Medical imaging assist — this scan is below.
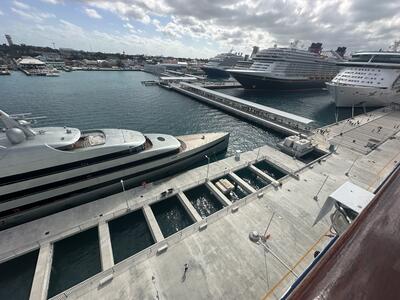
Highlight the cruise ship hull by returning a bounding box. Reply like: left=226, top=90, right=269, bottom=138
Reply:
left=0, top=133, right=229, bottom=229
left=326, top=83, right=400, bottom=107
left=201, top=66, right=230, bottom=78
left=229, top=72, right=328, bottom=90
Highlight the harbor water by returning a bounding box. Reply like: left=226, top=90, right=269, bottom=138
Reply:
left=0, top=250, right=39, bottom=300
left=151, top=196, right=194, bottom=238
left=109, top=209, right=155, bottom=264
left=221, top=87, right=372, bottom=127
left=47, top=227, right=102, bottom=298
left=184, top=185, right=224, bottom=217
left=0, top=71, right=366, bottom=297
left=212, top=176, right=248, bottom=201
left=234, top=167, right=270, bottom=190
left=0, top=71, right=282, bottom=156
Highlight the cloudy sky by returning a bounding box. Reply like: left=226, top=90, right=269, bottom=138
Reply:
left=0, top=0, right=399, bottom=58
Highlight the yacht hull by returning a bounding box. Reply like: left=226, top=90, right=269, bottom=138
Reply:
left=0, top=133, right=229, bottom=229
left=229, top=72, right=328, bottom=90
left=201, top=67, right=230, bottom=78
left=326, top=83, right=400, bottom=107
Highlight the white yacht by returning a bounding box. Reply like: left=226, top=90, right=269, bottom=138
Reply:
left=227, top=43, right=344, bottom=90
left=201, top=51, right=243, bottom=78
left=0, top=110, right=229, bottom=227
left=326, top=51, right=400, bottom=107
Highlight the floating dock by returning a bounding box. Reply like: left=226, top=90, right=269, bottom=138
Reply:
left=1, top=106, right=400, bottom=300
left=170, top=82, right=314, bottom=136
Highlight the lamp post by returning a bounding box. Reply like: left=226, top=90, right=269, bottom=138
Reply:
left=120, top=179, right=125, bottom=192
left=205, top=155, right=210, bottom=181
left=256, top=147, right=261, bottom=162
left=313, top=174, right=329, bottom=201
left=345, top=157, right=358, bottom=177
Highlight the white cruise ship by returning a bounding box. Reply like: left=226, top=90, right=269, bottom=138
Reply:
left=0, top=110, right=229, bottom=227
left=201, top=52, right=243, bottom=78
left=326, top=51, right=400, bottom=107
left=227, top=43, right=344, bottom=90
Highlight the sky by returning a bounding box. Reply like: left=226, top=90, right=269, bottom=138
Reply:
left=0, top=0, right=399, bottom=58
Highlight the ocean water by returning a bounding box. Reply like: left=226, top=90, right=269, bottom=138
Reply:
left=0, top=71, right=283, bottom=156
left=0, top=71, right=361, bottom=296
left=0, top=71, right=362, bottom=156
left=220, top=87, right=369, bottom=127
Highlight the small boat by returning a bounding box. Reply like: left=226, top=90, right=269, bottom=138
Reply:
left=277, top=135, right=315, bottom=157
left=46, top=69, right=60, bottom=77
left=0, top=65, right=11, bottom=75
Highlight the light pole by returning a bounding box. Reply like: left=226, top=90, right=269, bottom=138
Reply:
left=120, top=179, right=125, bottom=192
left=205, top=155, right=210, bottom=181
left=313, top=174, right=329, bottom=201
left=256, top=147, right=261, bottom=162
left=345, top=157, right=358, bottom=177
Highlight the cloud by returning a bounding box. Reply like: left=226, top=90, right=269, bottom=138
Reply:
left=88, top=1, right=151, bottom=24
left=5, top=0, right=400, bottom=57
left=11, top=7, right=55, bottom=23
left=0, top=10, right=3, bottom=16
left=41, top=0, right=64, bottom=4
left=13, top=1, right=30, bottom=10
left=84, top=8, right=102, bottom=19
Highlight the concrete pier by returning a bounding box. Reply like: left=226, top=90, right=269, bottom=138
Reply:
left=171, top=82, right=314, bottom=135
left=249, top=165, right=279, bottom=186
left=142, top=205, right=164, bottom=243
left=205, top=181, right=232, bottom=206
left=98, top=222, right=114, bottom=271
left=228, top=171, right=257, bottom=193
left=29, top=243, right=53, bottom=300
left=177, top=192, right=203, bottom=222
left=1, top=106, right=400, bottom=300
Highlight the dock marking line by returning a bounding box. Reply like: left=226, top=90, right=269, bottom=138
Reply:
left=261, top=228, right=331, bottom=300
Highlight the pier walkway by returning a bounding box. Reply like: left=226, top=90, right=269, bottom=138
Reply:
left=171, top=82, right=314, bottom=136
left=0, top=108, right=400, bottom=300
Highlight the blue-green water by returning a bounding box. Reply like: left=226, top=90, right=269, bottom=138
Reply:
left=221, top=88, right=369, bottom=127
left=234, top=167, right=270, bottom=190
left=0, top=71, right=363, bottom=297
left=212, top=176, right=248, bottom=202
left=254, top=160, right=287, bottom=180
left=48, top=227, right=101, bottom=298
left=184, top=185, right=223, bottom=217
left=109, top=209, right=155, bottom=263
left=151, top=196, right=194, bottom=237
left=0, top=250, right=39, bottom=300
left=0, top=71, right=363, bottom=156
left=0, top=71, right=281, bottom=155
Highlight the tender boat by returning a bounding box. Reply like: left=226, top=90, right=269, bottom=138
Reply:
left=0, top=110, right=229, bottom=228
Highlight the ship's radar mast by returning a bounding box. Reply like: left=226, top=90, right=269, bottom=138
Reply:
left=0, top=110, right=46, bottom=144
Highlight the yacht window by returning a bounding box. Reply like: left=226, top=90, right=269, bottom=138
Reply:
left=157, top=137, right=166, bottom=141
left=350, top=54, right=372, bottom=62
left=371, top=55, right=400, bottom=64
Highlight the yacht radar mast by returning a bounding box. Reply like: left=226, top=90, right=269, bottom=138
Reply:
left=0, top=110, right=46, bottom=144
